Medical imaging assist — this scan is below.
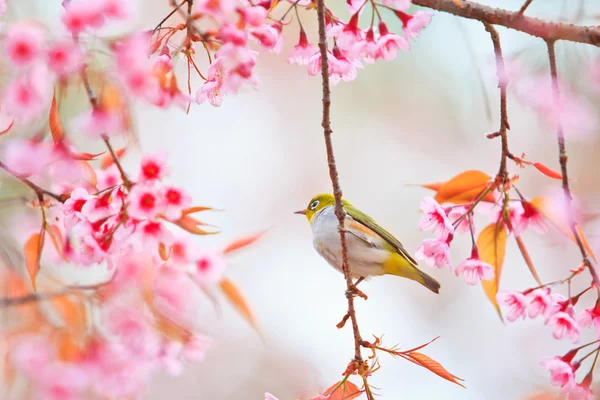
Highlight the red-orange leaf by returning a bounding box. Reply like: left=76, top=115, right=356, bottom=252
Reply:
left=158, top=242, right=170, bottom=261
left=172, top=215, right=219, bottom=235
left=182, top=206, right=218, bottom=215
left=477, top=222, right=507, bottom=319
left=514, top=235, right=542, bottom=285
left=46, top=225, right=66, bottom=260
left=79, top=161, right=97, bottom=188
left=219, top=278, right=259, bottom=333
left=406, top=352, right=466, bottom=388
left=49, top=91, right=63, bottom=144
left=223, top=231, right=264, bottom=254
left=70, top=151, right=104, bottom=161
left=533, top=162, right=562, bottom=180
left=433, top=170, right=495, bottom=204
left=100, top=147, right=126, bottom=169
left=322, top=380, right=362, bottom=400
left=24, top=232, right=45, bottom=291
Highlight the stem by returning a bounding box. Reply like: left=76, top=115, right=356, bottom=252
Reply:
left=518, top=0, right=534, bottom=15
left=153, top=0, right=188, bottom=32
left=316, top=0, right=364, bottom=364
left=0, top=161, right=64, bottom=202
left=546, top=40, right=599, bottom=286
left=411, top=0, right=600, bottom=46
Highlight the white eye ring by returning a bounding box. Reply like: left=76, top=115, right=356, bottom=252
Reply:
left=309, top=200, right=320, bottom=210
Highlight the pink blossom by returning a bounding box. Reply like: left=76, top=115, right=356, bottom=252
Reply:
left=96, top=165, right=122, bottom=191
left=61, top=0, right=106, bottom=33
left=568, top=384, right=594, bottom=400
left=189, top=249, right=227, bottom=284
left=81, top=192, right=118, bottom=222
left=47, top=40, right=84, bottom=78
left=113, top=32, right=159, bottom=101
left=308, top=48, right=363, bottom=85
left=2, top=140, right=53, bottom=177
left=138, top=150, right=169, bottom=183
left=161, top=186, right=192, bottom=220
left=496, top=291, right=528, bottom=322
left=38, top=362, right=90, bottom=400
left=153, top=266, right=196, bottom=326
left=101, top=0, right=130, bottom=20
left=540, top=357, right=576, bottom=391
left=63, top=187, right=94, bottom=228
left=288, top=30, right=318, bottom=65
left=103, top=304, right=160, bottom=359
left=327, top=13, right=364, bottom=52
left=2, top=67, right=53, bottom=122
left=547, top=311, right=581, bottom=343
left=396, top=10, right=433, bottom=40
left=11, top=334, right=55, bottom=376
left=4, top=22, right=45, bottom=67
left=195, top=78, right=223, bottom=107
left=211, top=44, right=259, bottom=94
left=134, top=220, right=173, bottom=250
left=351, top=29, right=379, bottom=64
left=419, top=196, right=454, bottom=240
left=455, top=253, right=494, bottom=285
left=376, top=22, right=409, bottom=61
left=127, top=185, right=162, bottom=219
left=182, top=334, right=211, bottom=361
left=526, top=288, right=555, bottom=318
left=579, top=303, right=600, bottom=336
left=249, top=24, right=280, bottom=50
left=168, top=237, right=194, bottom=265
left=382, top=0, right=412, bottom=8
left=219, top=24, right=247, bottom=46
left=242, top=6, right=267, bottom=27
left=447, top=205, right=473, bottom=234
left=72, top=108, right=124, bottom=137
left=414, top=239, right=452, bottom=269
left=490, top=202, right=525, bottom=235
left=196, top=0, right=236, bottom=18
left=0, top=0, right=6, bottom=14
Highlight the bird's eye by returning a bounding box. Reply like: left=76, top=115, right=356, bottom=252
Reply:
left=309, top=200, right=320, bottom=210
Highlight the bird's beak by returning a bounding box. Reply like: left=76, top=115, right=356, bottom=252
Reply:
left=294, top=209, right=307, bottom=215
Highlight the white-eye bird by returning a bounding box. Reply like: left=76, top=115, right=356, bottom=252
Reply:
left=295, top=194, right=440, bottom=294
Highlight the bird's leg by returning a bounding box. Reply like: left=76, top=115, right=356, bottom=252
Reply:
left=345, top=277, right=368, bottom=300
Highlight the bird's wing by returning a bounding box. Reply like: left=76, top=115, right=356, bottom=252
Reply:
left=344, top=203, right=419, bottom=267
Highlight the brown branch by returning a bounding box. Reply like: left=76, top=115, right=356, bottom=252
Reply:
left=412, top=0, right=600, bottom=46
left=483, top=23, right=510, bottom=179
left=0, top=161, right=64, bottom=203
left=518, top=0, right=534, bottom=15
left=316, top=0, right=364, bottom=365
left=153, top=0, right=188, bottom=32
left=546, top=40, right=600, bottom=286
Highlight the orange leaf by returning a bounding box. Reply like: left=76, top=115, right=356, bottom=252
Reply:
left=400, top=336, right=440, bottom=354
left=46, top=295, right=88, bottom=340
left=46, top=224, right=66, bottom=260
left=322, top=380, right=362, bottom=400
left=269, top=0, right=279, bottom=10
left=219, top=278, right=260, bottom=333
left=514, top=235, right=542, bottom=285
left=223, top=231, right=264, bottom=254
left=49, top=91, right=63, bottom=144
left=70, top=151, right=104, bottom=161
left=158, top=242, right=170, bottom=261
left=433, top=170, right=494, bottom=204
left=79, top=161, right=97, bottom=188
left=451, top=0, right=464, bottom=7
left=406, top=352, right=466, bottom=388
left=172, top=215, right=219, bottom=235
left=419, top=181, right=445, bottom=192
left=100, top=147, right=126, bottom=169
left=533, top=162, right=562, bottom=180
left=182, top=206, right=218, bottom=215
left=24, top=232, right=45, bottom=291
left=477, top=222, right=507, bottom=319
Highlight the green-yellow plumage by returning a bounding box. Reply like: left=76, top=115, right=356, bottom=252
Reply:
left=295, top=194, right=440, bottom=294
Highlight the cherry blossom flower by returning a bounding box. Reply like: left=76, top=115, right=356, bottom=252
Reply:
left=37, top=362, right=90, bottom=400
left=547, top=311, right=581, bottom=343
left=81, top=192, right=119, bottom=223
left=249, top=24, right=280, bottom=51
left=63, top=187, right=94, bottom=228
left=352, top=28, right=379, bottom=63
left=4, top=21, right=45, bottom=67
left=540, top=356, right=577, bottom=392
left=2, top=67, right=53, bottom=123
left=96, top=165, right=122, bottom=191
left=308, top=47, right=363, bottom=85
left=47, top=40, right=84, bottom=78
left=419, top=196, right=454, bottom=240
left=72, top=108, right=125, bottom=137
left=382, top=0, right=412, bottom=10
left=520, top=200, right=548, bottom=234
left=219, top=24, right=247, bottom=46
left=288, top=30, right=318, bottom=65
left=568, top=383, right=594, bottom=400
left=242, top=6, right=267, bottom=27
left=376, top=22, right=409, bottom=61
left=2, top=140, right=53, bottom=177
left=189, top=249, right=227, bottom=284
left=578, top=302, right=600, bottom=336
left=196, top=0, right=236, bottom=19
left=455, top=249, right=494, bottom=285
left=496, top=291, right=528, bottom=322
left=161, top=186, right=192, bottom=220
left=138, top=150, right=169, bottom=183
left=327, top=13, right=364, bottom=52
left=61, top=0, right=106, bottom=33
left=134, top=220, right=174, bottom=251
left=447, top=205, right=473, bottom=234
left=526, top=288, right=556, bottom=319
left=11, top=335, right=55, bottom=376
left=415, top=238, right=452, bottom=269
left=395, top=10, right=433, bottom=40
left=127, top=185, right=162, bottom=219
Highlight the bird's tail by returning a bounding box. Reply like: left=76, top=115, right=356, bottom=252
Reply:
left=384, top=253, right=441, bottom=294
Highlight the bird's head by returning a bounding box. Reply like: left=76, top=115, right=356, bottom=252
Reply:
left=294, top=193, right=336, bottom=222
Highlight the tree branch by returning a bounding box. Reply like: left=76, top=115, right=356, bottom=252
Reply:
left=316, top=0, right=364, bottom=364
left=0, top=161, right=64, bottom=203
left=412, top=0, right=600, bottom=46
left=518, top=0, right=534, bottom=15
left=546, top=40, right=600, bottom=286
left=483, top=22, right=510, bottom=180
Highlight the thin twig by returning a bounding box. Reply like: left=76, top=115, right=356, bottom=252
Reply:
left=483, top=23, right=511, bottom=180
left=518, top=0, right=534, bottom=15
left=316, top=0, right=364, bottom=366
left=412, top=0, right=600, bottom=46
left=546, top=40, right=599, bottom=286
left=0, top=161, right=64, bottom=202
left=153, top=0, right=188, bottom=32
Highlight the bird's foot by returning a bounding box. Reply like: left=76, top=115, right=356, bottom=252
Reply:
left=345, top=285, right=368, bottom=300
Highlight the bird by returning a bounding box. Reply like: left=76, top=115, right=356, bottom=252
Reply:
left=295, top=193, right=440, bottom=294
